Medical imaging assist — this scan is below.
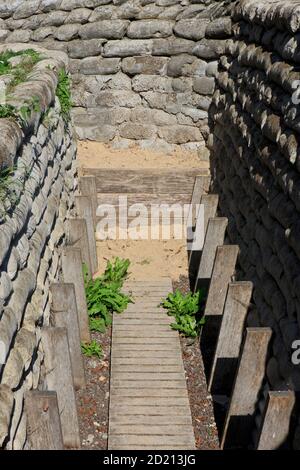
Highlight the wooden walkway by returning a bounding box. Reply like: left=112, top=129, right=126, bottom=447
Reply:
left=108, top=278, right=195, bottom=450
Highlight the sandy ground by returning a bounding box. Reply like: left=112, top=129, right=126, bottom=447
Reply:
left=96, top=238, right=189, bottom=282
left=77, top=140, right=209, bottom=170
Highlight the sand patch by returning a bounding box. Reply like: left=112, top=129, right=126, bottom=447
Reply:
left=77, top=140, right=209, bottom=170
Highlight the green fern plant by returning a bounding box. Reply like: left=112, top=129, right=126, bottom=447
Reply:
left=81, top=340, right=102, bottom=359
left=83, top=257, right=133, bottom=332
left=161, top=289, right=206, bottom=338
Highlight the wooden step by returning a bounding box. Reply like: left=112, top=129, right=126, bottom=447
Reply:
left=83, top=168, right=210, bottom=194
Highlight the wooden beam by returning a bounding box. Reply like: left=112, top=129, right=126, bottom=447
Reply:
left=205, top=245, right=239, bottom=317
left=75, top=195, right=98, bottom=274
left=79, top=176, right=97, bottom=229
left=221, top=327, right=272, bottom=449
left=66, top=218, right=92, bottom=276
left=51, top=283, right=86, bottom=390
left=61, top=246, right=91, bottom=343
left=256, top=391, right=295, bottom=450
left=208, top=281, right=253, bottom=394
left=25, top=391, right=64, bottom=450
left=188, top=194, right=219, bottom=273
left=41, top=327, right=81, bottom=449
left=193, top=217, right=228, bottom=292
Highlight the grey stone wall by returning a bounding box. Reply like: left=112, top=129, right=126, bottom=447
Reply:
left=0, top=45, right=77, bottom=449
left=0, top=0, right=233, bottom=150
left=210, top=0, right=300, bottom=448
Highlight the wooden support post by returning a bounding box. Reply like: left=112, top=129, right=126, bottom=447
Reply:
left=41, top=327, right=81, bottom=449
left=221, top=327, right=272, bottom=449
left=79, top=175, right=97, bottom=229
left=25, top=391, right=64, bottom=450
left=66, top=217, right=92, bottom=277
left=61, top=246, right=91, bottom=343
left=188, top=194, right=218, bottom=276
left=208, top=281, right=253, bottom=395
left=50, top=283, right=86, bottom=390
left=256, top=391, right=295, bottom=450
left=75, top=195, right=98, bottom=274
left=205, top=245, right=239, bottom=317
left=193, top=217, right=228, bottom=292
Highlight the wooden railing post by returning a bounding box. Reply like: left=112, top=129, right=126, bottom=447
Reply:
left=25, top=391, right=64, bottom=450
left=208, top=281, right=253, bottom=394
left=41, top=327, right=81, bottom=449
left=193, top=217, right=228, bottom=292
left=79, top=175, right=98, bottom=229
left=50, top=283, right=86, bottom=390
left=75, top=195, right=98, bottom=275
left=61, top=246, right=91, bottom=343
left=221, top=327, right=272, bottom=449
left=188, top=194, right=218, bottom=277
left=256, top=391, right=295, bottom=450
left=66, top=218, right=92, bottom=276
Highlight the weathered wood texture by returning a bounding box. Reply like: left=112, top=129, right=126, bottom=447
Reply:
left=25, top=391, right=64, bottom=450
left=194, top=217, right=228, bottom=290
left=221, top=327, right=272, bottom=449
left=79, top=176, right=98, bottom=229
left=75, top=195, right=98, bottom=274
left=82, top=168, right=210, bottom=194
left=208, top=281, right=253, bottom=394
left=61, top=246, right=91, bottom=343
left=66, top=218, right=92, bottom=276
left=108, top=279, right=195, bottom=450
left=256, top=391, right=295, bottom=450
left=204, top=245, right=239, bottom=317
left=50, top=283, right=86, bottom=390
left=41, top=327, right=81, bottom=449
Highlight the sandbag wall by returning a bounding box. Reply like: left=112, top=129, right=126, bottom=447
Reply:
left=0, top=45, right=77, bottom=449
left=0, top=0, right=234, bottom=149
left=209, top=0, right=300, bottom=448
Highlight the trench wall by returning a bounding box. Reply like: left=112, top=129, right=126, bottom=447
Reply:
left=0, top=45, right=77, bottom=449
left=0, top=0, right=233, bottom=150
left=209, top=0, right=300, bottom=448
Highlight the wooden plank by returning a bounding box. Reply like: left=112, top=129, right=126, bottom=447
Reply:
left=61, top=246, right=91, bottom=343
left=75, top=196, right=98, bottom=274
left=97, top=192, right=192, bottom=207
left=221, top=327, right=272, bottom=449
left=108, top=434, right=195, bottom=449
left=109, top=415, right=192, bottom=425
left=111, top=388, right=188, bottom=398
left=79, top=176, right=97, bottom=229
left=112, top=365, right=184, bottom=373
left=194, top=217, right=228, bottom=291
left=109, top=424, right=193, bottom=435
left=188, top=194, right=219, bottom=270
left=66, top=218, right=92, bottom=276
left=109, top=406, right=190, bottom=417
left=205, top=245, right=239, bottom=317
left=41, top=327, right=81, bottom=449
left=83, top=168, right=210, bottom=194
left=110, top=372, right=184, bottom=381
left=110, top=397, right=190, bottom=407
left=25, top=391, right=64, bottom=450
left=208, top=281, right=253, bottom=394
left=256, top=391, right=295, bottom=450
left=110, top=380, right=187, bottom=389
left=50, top=283, right=86, bottom=390
left=111, top=355, right=180, bottom=362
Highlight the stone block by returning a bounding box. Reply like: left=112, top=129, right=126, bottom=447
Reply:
left=127, top=20, right=174, bottom=39
left=80, top=20, right=129, bottom=39
left=103, top=39, right=153, bottom=57
left=205, top=17, right=232, bottom=39
left=193, top=76, right=215, bottom=95
left=167, top=54, right=207, bottom=77
left=158, top=125, right=202, bottom=144
left=119, top=122, right=157, bottom=140
left=80, top=56, right=120, bottom=74
left=193, top=39, right=227, bottom=59
left=122, top=56, right=168, bottom=75
left=152, top=38, right=194, bottom=55
left=174, top=19, right=208, bottom=41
